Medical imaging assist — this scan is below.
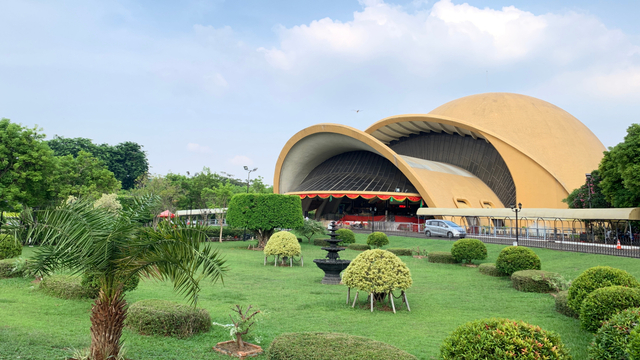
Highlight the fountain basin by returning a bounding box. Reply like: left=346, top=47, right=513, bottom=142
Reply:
left=313, top=259, right=351, bottom=284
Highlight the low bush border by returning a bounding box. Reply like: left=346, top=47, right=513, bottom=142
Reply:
left=125, top=299, right=211, bottom=338
left=478, top=263, right=506, bottom=277
left=427, top=251, right=458, bottom=264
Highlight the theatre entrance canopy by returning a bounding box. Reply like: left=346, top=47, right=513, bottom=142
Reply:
left=274, top=93, right=606, bottom=220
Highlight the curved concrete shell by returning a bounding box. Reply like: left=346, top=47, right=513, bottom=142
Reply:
left=275, top=93, right=606, bottom=209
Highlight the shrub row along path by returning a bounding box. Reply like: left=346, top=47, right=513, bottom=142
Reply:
left=1, top=234, right=640, bottom=359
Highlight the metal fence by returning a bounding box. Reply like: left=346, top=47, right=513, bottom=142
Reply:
left=344, top=218, right=640, bottom=258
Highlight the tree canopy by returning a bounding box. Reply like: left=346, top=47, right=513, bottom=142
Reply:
left=563, top=170, right=610, bottom=209
left=52, top=151, right=121, bottom=201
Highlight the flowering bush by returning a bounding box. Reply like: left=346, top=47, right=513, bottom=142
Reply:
left=342, top=249, right=412, bottom=297
left=588, top=307, right=640, bottom=359
left=263, top=231, right=301, bottom=258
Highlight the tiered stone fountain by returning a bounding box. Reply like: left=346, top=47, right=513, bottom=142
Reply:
left=313, top=221, right=351, bottom=284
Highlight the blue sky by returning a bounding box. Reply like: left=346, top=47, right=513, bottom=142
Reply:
left=2, top=0, right=639, bottom=184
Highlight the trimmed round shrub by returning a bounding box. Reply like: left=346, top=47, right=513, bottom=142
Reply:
left=427, top=251, right=458, bottom=264
left=125, top=299, right=211, bottom=338
left=580, top=286, right=640, bottom=333
left=440, top=318, right=571, bottom=359
left=266, top=332, right=417, bottom=360
left=495, top=246, right=541, bottom=276
left=451, top=238, right=487, bottom=263
left=348, top=243, right=371, bottom=251
left=588, top=307, right=640, bottom=360
left=567, top=266, right=640, bottom=313
left=387, top=248, right=412, bottom=256
left=629, top=327, right=640, bottom=360
left=366, top=232, right=389, bottom=248
left=342, top=249, right=412, bottom=296
left=313, top=238, right=330, bottom=246
left=0, top=234, right=21, bottom=260
left=81, top=272, right=140, bottom=297
left=511, top=270, right=567, bottom=293
left=555, top=291, right=579, bottom=318
left=264, top=231, right=301, bottom=257
left=336, top=228, right=355, bottom=245
left=478, top=263, right=506, bottom=277
left=39, top=275, right=95, bottom=299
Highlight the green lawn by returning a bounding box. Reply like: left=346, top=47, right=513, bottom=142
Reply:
left=1, top=234, right=639, bottom=360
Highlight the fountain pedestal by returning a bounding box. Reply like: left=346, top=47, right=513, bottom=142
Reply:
left=313, top=221, right=351, bottom=284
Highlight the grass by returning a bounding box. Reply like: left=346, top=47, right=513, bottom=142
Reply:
left=1, top=234, right=640, bottom=359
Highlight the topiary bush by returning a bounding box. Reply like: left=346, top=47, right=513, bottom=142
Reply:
left=567, top=266, right=640, bottom=314
left=366, top=232, right=389, bottom=248
left=440, top=318, right=571, bottom=360
left=555, top=291, right=579, bottom=318
left=266, top=332, right=417, bottom=360
left=336, top=228, right=355, bottom=245
left=386, top=248, right=412, bottom=256
left=588, top=307, right=640, bottom=360
left=427, top=251, right=458, bottom=264
left=125, top=299, right=211, bottom=338
left=313, top=238, right=330, bottom=246
left=495, top=246, right=541, bottom=276
left=81, top=272, right=140, bottom=297
left=342, top=249, right=412, bottom=304
left=450, top=238, right=487, bottom=263
left=0, top=234, right=21, bottom=260
left=580, top=286, right=640, bottom=333
left=511, top=270, right=568, bottom=293
left=39, top=275, right=96, bottom=299
left=478, top=263, right=506, bottom=277
left=264, top=231, right=301, bottom=258
left=348, top=243, right=371, bottom=251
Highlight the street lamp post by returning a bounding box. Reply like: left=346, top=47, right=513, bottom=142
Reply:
left=510, top=203, right=522, bottom=246
left=243, top=166, right=258, bottom=241
left=370, top=206, right=377, bottom=233
left=586, top=173, right=593, bottom=241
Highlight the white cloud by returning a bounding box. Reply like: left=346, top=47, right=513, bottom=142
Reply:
left=187, top=143, right=212, bottom=153
left=229, top=155, right=253, bottom=166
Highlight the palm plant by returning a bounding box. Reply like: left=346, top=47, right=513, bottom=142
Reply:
left=14, top=196, right=227, bottom=360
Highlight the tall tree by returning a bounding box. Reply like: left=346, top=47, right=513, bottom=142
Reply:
left=126, top=174, right=185, bottom=216
left=53, top=151, right=121, bottom=201
left=15, top=197, right=227, bottom=360
left=563, top=170, right=610, bottom=209
left=202, top=183, right=239, bottom=242
left=0, top=119, right=56, bottom=212
left=599, top=124, right=640, bottom=207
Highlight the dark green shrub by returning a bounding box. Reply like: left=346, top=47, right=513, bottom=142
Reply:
left=366, top=232, right=389, bottom=248
left=348, top=243, right=371, bottom=251
left=203, top=226, right=245, bottom=240
left=266, top=332, right=417, bottom=360
left=387, top=248, right=412, bottom=256
left=81, top=272, right=140, bottom=297
left=588, top=307, right=640, bottom=359
left=580, top=286, right=640, bottom=333
left=495, top=246, right=541, bottom=276
left=478, top=263, right=506, bottom=277
left=451, top=238, right=487, bottom=263
left=336, top=228, right=355, bottom=245
left=0, top=234, right=21, bottom=260
left=555, top=291, right=579, bottom=318
left=511, top=270, right=567, bottom=293
left=125, top=299, right=211, bottom=338
left=567, top=266, right=640, bottom=313
left=427, top=251, right=458, bottom=264
left=39, top=275, right=95, bottom=299
left=629, top=327, right=640, bottom=360
left=297, top=237, right=302, bottom=243
left=440, top=318, right=571, bottom=359
left=313, top=238, right=329, bottom=246
left=0, top=259, right=19, bottom=278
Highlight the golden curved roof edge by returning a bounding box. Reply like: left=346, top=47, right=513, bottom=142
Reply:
left=364, top=113, right=570, bottom=191
left=273, top=123, right=441, bottom=207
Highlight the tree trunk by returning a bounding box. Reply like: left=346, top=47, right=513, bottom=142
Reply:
left=218, top=213, right=224, bottom=243
left=256, top=229, right=273, bottom=248
left=235, top=334, right=244, bottom=349
left=90, top=288, right=127, bottom=360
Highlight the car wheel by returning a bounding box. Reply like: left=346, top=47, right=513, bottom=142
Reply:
left=447, top=232, right=453, bottom=239
left=425, top=230, right=431, bottom=237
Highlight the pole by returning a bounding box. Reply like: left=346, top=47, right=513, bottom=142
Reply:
left=515, top=208, right=519, bottom=246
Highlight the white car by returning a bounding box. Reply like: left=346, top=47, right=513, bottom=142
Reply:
left=424, top=220, right=466, bottom=239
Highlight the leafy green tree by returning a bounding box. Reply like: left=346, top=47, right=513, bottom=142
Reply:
left=202, top=183, right=239, bottom=242
left=53, top=151, right=121, bottom=201
left=15, top=197, right=227, bottom=360
left=47, top=136, right=148, bottom=190
left=295, top=219, right=326, bottom=243
left=226, top=194, right=304, bottom=248
left=126, top=174, right=185, bottom=216
left=0, top=119, right=57, bottom=212
left=563, top=170, right=610, bottom=208
left=599, top=128, right=640, bottom=207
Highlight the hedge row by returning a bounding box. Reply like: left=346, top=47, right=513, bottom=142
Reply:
left=266, top=333, right=417, bottom=360
left=348, top=243, right=371, bottom=251
left=125, top=299, right=211, bottom=338
left=478, top=263, right=506, bottom=277
left=427, top=251, right=457, bottom=264
left=386, top=248, right=412, bottom=256
left=39, top=275, right=96, bottom=300
left=511, top=270, right=566, bottom=293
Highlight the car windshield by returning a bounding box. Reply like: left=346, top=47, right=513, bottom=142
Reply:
left=443, top=221, right=463, bottom=229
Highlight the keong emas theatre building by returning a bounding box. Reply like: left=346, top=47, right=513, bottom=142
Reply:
left=273, top=93, right=606, bottom=225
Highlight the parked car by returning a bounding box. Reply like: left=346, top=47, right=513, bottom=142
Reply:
left=424, top=220, right=466, bottom=239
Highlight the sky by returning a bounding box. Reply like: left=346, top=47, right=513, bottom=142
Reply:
left=2, top=0, right=640, bottom=185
